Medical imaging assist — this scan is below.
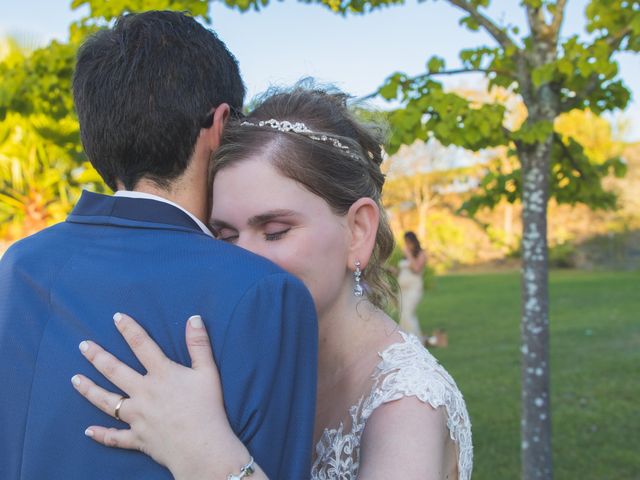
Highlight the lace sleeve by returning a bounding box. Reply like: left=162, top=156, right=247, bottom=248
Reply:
left=359, top=333, right=473, bottom=480
left=311, top=332, right=473, bottom=480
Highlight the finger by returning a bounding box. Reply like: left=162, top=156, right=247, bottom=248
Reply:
left=79, top=340, right=142, bottom=394
left=84, top=426, right=139, bottom=450
left=71, top=374, right=133, bottom=422
left=113, top=312, right=171, bottom=373
left=185, top=315, right=216, bottom=371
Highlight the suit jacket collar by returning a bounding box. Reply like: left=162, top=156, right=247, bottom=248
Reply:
left=66, top=190, right=208, bottom=236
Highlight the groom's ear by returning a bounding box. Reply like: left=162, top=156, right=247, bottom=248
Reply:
left=204, top=103, right=231, bottom=150
left=347, top=198, right=380, bottom=270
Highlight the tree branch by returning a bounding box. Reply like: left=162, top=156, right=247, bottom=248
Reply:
left=554, top=133, right=587, bottom=179
left=526, top=3, right=553, bottom=42
left=560, top=76, right=598, bottom=112
left=447, top=0, right=519, bottom=52
left=515, top=55, right=534, bottom=106
left=606, top=25, right=632, bottom=51
left=502, top=125, right=514, bottom=139
left=550, top=0, right=568, bottom=43
left=359, top=68, right=515, bottom=101
left=432, top=67, right=512, bottom=77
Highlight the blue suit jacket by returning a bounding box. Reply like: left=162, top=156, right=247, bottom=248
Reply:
left=0, top=191, right=318, bottom=479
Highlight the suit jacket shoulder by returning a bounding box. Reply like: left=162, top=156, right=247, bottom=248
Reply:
left=0, top=194, right=318, bottom=480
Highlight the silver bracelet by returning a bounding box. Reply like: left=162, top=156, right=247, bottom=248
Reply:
left=227, top=456, right=255, bottom=480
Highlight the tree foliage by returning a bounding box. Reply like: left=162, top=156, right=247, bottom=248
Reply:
left=71, top=0, right=210, bottom=23
left=372, top=0, right=637, bottom=216
left=0, top=36, right=105, bottom=240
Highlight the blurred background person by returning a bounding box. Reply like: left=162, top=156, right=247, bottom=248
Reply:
left=398, top=231, right=428, bottom=339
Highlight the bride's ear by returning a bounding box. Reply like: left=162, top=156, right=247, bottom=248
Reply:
left=202, top=103, right=230, bottom=150
left=347, top=198, right=380, bottom=270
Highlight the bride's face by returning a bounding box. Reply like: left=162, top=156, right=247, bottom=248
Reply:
left=210, top=158, right=351, bottom=315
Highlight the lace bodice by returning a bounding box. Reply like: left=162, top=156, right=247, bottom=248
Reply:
left=310, top=332, right=473, bottom=479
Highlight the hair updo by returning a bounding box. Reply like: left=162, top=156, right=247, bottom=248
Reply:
left=211, top=85, right=397, bottom=309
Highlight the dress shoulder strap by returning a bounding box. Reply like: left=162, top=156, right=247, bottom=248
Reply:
left=356, top=332, right=474, bottom=480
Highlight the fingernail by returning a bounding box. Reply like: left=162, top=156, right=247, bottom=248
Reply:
left=79, top=341, right=89, bottom=353
left=71, top=375, right=81, bottom=387
left=85, top=428, right=94, bottom=437
left=113, top=312, right=122, bottom=325
left=189, top=315, right=203, bottom=329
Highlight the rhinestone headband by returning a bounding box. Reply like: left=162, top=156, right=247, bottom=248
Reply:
left=240, top=119, right=360, bottom=159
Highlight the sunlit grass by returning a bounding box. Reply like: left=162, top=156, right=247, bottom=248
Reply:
left=419, top=270, right=640, bottom=479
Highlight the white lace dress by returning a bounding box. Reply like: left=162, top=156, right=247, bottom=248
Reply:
left=310, top=332, right=473, bottom=480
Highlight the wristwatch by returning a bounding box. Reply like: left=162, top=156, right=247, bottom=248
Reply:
left=227, top=456, right=255, bottom=480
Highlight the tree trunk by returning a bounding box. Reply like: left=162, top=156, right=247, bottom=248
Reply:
left=519, top=138, right=553, bottom=480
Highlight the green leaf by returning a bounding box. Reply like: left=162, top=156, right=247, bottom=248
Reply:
left=379, top=79, right=399, bottom=101
left=459, top=15, right=480, bottom=32
left=531, top=63, right=557, bottom=88
left=513, top=120, right=554, bottom=145
left=521, top=0, right=542, bottom=8
left=427, top=56, right=445, bottom=74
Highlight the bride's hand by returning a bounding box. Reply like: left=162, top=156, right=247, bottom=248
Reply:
left=71, top=313, right=251, bottom=480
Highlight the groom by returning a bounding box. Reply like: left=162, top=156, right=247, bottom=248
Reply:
left=0, top=11, right=317, bottom=480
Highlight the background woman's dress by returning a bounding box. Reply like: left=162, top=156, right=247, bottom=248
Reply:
left=398, top=258, right=424, bottom=337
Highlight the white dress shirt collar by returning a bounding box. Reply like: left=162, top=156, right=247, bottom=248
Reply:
left=114, top=190, right=213, bottom=237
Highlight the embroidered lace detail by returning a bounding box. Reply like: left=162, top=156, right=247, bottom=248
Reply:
left=311, top=332, right=473, bottom=479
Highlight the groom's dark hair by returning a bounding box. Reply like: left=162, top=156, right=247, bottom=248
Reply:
left=73, top=10, right=245, bottom=190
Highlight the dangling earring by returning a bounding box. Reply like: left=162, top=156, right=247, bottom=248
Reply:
left=353, top=260, right=364, bottom=297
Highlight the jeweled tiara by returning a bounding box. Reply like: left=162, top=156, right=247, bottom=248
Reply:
left=240, top=119, right=360, bottom=160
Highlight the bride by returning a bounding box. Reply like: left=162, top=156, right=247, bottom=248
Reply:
left=71, top=87, right=473, bottom=479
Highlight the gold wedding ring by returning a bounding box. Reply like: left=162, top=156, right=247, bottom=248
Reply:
left=114, top=396, right=127, bottom=421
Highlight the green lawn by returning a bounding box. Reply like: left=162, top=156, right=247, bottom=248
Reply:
left=418, top=270, right=640, bottom=480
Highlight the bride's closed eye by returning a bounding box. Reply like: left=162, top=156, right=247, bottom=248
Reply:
left=264, top=230, right=289, bottom=241
left=211, top=225, right=290, bottom=243
left=213, top=227, right=239, bottom=243
left=264, top=223, right=291, bottom=241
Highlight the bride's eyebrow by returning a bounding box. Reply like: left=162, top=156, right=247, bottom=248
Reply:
left=247, top=209, right=298, bottom=227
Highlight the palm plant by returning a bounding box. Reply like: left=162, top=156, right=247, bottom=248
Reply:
left=0, top=36, right=106, bottom=244
left=0, top=113, right=78, bottom=240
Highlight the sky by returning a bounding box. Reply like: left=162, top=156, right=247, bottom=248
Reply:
left=1, top=0, right=639, bottom=140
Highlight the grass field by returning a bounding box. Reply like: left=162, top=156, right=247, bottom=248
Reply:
left=418, top=269, right=640, bottom=480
